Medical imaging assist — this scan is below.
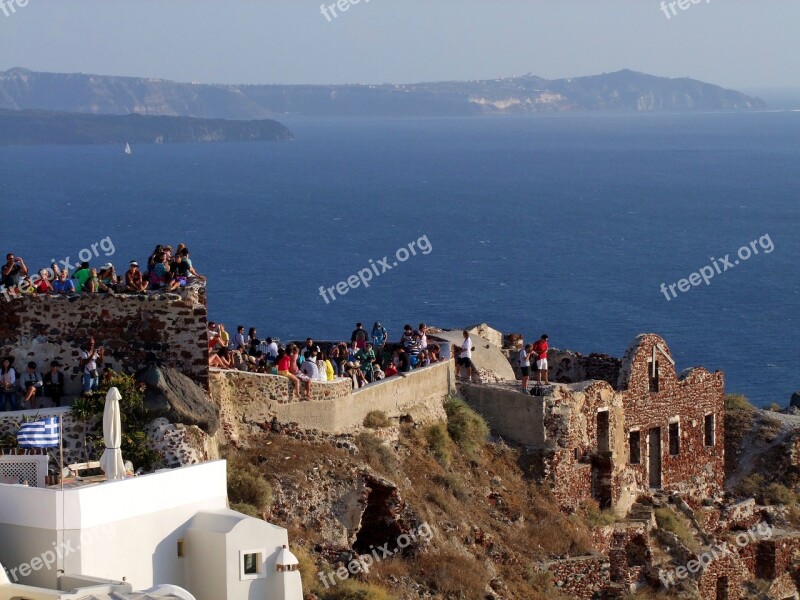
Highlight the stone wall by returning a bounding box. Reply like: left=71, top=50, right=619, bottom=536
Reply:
left=543, top=554, right=611, bottom=598
left=209, top=360, right=453, bottom=439
left=460, top=384, right=546, bottom=446
left=0, top=410, right=214, bottom=472
left=0, top=290, right=209, bottom=396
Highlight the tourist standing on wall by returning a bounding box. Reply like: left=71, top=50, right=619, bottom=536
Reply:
left=371, top=322, right=388, bottom=353
left=234, top=326, right=247, bottom=351
left=351, top=323, right=369, bottom=349
left=458, top=330, right=476, bottom=382
left=533, top=334, right=549, bottom=385
left=519, top=343, right=533, bottom=392
left=79, top=337, right=105, bottom=395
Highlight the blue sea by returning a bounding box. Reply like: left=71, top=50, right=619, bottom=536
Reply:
left=0, top=113, right=798, bottom=406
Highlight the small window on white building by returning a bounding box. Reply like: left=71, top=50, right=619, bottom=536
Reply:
left=177, top=539, right=185, bottom=558
left=240, top=548, right=267, bottom=580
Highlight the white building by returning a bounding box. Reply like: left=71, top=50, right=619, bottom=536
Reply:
left=0, top=461, right=303, bottom=600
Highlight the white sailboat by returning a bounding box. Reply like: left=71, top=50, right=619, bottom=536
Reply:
left=124, top=142, right=132, bottom=155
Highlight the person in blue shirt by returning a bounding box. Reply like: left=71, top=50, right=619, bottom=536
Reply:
left=372, top=322, right=388, bottom=354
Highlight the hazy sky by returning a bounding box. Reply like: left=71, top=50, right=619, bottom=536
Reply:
left=0, top=1, right=797, bottom=88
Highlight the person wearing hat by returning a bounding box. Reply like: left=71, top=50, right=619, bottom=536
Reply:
left=20, top=361, right=43, bottom=407
left=98, top=263, right=118, bottom=292
left=125, top=261, right=148, bottom=292
left=1, top=356, right=18, bottom=411
left=44, top=361, right=65, bottom=407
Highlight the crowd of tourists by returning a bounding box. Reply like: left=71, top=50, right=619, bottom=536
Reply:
left=1, top=245, right=204, bottom=299
left=207, top=321, right=452, bottom=398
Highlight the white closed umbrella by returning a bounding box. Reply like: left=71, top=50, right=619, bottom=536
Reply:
left=99, top=387, right=126, bottom=480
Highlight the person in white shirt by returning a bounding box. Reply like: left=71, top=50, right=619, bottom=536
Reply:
left=79, top=337, right=105, bottom=394
left=234, top=326, right=247, bottom=351
left=519, top=343, right=533, bottom=393
left=264, top=337, right=279, bottom=363
left=458, top=330, right=476, bottom=382
left=300, top=350, right=320, bottom=400
left=418, top=323, right=428, bottom=350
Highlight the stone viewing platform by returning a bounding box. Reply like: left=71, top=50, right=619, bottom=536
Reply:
left=209, top=359, right=453, bottom=440
left=0, top=288, right=210, bottom=396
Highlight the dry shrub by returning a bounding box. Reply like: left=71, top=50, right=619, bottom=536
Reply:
left=363, top=411, right=391, bottom=429
left=444, top=395, right=489, bottom=457
left=356, top=432, right=397, bottom=474
left=414, top=552, right=488, bottom=600
left=227, top=461, right=273, bottom=511
left=654, top=507, right=700, bottom=554
left=424, top=423, right=453, bottom=466
left=725, top=394, right=755, bottom=412
left=321, top=579, right=393, bottom=600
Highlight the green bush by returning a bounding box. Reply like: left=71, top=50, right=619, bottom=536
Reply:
left=444, top=395, right=489, bottom=456
left=725, top=394, right=755, bottom=412
left=425, top=423, right=452, bottom=466
left=363, top=411, right=391, bottom=429
left=227, top=463, right=273, bottom=511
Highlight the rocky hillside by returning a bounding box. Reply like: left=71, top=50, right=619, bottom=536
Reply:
left=219, top=392, right=800, bottom=600
left=0, top=67, right=765, bottom=119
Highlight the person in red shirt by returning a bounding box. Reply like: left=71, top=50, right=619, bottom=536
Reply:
left=383, top=363, right=398, bottom=378
left=533, top=334, right=549, bottom=385
left=276, top=349, right=301, bottom=397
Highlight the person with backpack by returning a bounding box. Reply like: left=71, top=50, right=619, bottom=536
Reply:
left=371, top=322, right=388, bottom=353
left=533, top=334, right=550, bottom=385
left=351, top=323, right=368, bottom=350
left=519, top=343, right=534, bottom=393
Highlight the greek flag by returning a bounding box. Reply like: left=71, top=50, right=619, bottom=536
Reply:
left=17, top=417, right=60, bottom=449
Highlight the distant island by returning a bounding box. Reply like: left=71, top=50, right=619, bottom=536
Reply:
left=0, top=67, right=765, bottom=119
left=0, top=109, right=294, bottom=146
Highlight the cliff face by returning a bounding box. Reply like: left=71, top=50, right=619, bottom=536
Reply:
left=0, top=67, right=765, bottom=119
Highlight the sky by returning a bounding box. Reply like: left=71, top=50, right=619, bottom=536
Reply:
left=0, top=1, right=797, bottom=89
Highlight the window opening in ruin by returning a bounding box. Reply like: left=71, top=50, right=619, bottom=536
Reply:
left=669, top=422, right=680, bottom=456
left=648, top=428, right=662, bottom=488
left=597, top=410, right=610, bottom=453
left=629, top=431, right=641, bottom=464
left=705, top=414, right=715, bottom=447
left=716, top=575, right=729, bottom=600
left=648, top=360, right=659, bottom=393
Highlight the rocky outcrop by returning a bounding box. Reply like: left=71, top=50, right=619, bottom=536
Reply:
left=136, top=366, right=219, bottom=434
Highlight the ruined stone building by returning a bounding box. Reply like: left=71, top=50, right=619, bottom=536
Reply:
left=463, top=333, right=725, bottom=515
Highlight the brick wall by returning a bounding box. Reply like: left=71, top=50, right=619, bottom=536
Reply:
left=0, top=290, right=209, bottom=396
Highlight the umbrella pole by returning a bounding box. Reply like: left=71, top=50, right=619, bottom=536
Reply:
left=59, top=414, right=64, bottom=490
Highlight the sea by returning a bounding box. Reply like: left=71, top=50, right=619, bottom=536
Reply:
left=0, top=112, right=797, bottom=406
